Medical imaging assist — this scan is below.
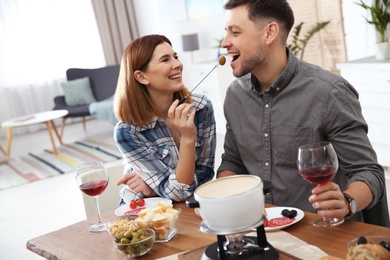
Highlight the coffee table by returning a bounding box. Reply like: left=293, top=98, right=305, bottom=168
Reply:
left=1, top=110, right=68, bottom=156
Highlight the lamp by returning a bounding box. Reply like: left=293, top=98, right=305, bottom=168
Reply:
left=181, top=33, right=199, bottom=63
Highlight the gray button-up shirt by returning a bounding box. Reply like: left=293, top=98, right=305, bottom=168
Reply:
left=217, top=49, right=384, bottom=220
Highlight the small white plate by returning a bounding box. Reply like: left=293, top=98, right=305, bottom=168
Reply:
left=264, top=207, right=304, bottom=232
left=114, top=197, right=172, bottom=216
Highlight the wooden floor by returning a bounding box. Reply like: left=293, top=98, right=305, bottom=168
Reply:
left=0, top=119, right=116, bottom=260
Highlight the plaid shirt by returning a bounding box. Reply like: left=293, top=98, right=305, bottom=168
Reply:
left=114, top=93, right=216, bottom=202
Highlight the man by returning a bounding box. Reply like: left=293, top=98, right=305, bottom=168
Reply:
left=217, top=0, right=385, bottom=223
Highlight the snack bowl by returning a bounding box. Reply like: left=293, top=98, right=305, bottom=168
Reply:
left=348, top=235, right=390, bottom=250
left=107, top=205, right=181, bottom=243
left=106, top=215, right=155, bottom=257
left=134, top=208, right=181, bottom=242
left=113, top=228, right=155, bottom=257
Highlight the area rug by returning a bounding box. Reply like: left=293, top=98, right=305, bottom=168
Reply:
left=0, top=134, right=122, bottom=190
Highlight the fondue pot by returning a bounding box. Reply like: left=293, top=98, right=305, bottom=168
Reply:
left=187, top=175, right=264, bottom=232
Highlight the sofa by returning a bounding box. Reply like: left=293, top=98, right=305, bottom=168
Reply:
left=53, top=64, right=120, bottom=136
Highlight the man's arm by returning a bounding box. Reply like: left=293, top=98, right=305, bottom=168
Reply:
left=343, top=181, right=373, bottom=214
left=217, top=170, right=236, bottom=178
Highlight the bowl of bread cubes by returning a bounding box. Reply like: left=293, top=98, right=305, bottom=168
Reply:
left=134, top=201, right=181, bottom=242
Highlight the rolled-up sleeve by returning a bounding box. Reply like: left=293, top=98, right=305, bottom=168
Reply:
left=324, top=79, right=385, bottom=208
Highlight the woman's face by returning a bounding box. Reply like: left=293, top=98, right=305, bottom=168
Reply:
left=138, top=42, right=184, bottom=95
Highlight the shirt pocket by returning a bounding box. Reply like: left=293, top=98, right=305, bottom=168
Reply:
left=149, top=143, right=171, bottom=165
left=273, top=126, right=313, bottom=167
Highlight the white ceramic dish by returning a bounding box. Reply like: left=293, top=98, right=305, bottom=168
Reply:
left=264, top=207, right=304, bottom=232
left=114, top=197, right=172, bottom=216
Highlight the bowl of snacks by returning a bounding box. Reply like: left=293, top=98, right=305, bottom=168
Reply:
left=109, top=200, right=181, bottom=243
left=348, top=235, right=390, bottom=250
left=134, top=201, right=181, bottom=242
left=106, top=215, right=155, bottom=257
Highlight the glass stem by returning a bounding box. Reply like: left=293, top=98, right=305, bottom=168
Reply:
left=94, top=196, right=103, bottom=224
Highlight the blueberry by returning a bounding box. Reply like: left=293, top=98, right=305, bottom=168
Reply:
left=281, top=209, right=297, bottom=218
left=287, top=210, right=297, bottom=218
left=357, top=236, right=367, bottom=245
left=379, top=240, right=390, bottom=251
left=281, top=209, right=290, bottom=217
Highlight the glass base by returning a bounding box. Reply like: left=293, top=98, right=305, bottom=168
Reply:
left=313, top=217, right=344, bottom=227
left=88, top=222, right=107, bottom=232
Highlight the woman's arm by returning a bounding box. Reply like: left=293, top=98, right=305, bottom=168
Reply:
left=192, top=96, right=216, bottom=185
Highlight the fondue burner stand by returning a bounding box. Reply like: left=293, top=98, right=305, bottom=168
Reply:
left=200, top=222, right=278, bottom=260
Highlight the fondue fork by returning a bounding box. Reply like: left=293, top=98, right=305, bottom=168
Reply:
left=178, top=56, right=226, bottom=105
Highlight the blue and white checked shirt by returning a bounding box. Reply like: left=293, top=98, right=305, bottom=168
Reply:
left=114, top=93, right=216, bottom=202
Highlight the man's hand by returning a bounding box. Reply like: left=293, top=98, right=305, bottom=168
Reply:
left=309, top=182, right=349, bottom=219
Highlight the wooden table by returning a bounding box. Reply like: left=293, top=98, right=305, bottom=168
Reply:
left=1, top=110, right=68, bottom=156
left=26, top=203, right=390, bottom=259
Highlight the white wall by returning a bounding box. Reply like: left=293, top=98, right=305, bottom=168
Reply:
left=341, top=1, right=376, bottom=61
left=133, top=0, right=379, bottom=63
left=133, top=0, right=227, bottom=65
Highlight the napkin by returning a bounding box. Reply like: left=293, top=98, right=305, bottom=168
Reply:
left=246, top=230, right=329, bottom=259
left=158, top=230, right=328, bottom=260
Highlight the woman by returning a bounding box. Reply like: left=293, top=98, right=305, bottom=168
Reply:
left=113, top=34, right=216, bottom=204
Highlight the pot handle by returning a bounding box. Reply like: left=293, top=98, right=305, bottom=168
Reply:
left=185, top=196, right=199, bottom=208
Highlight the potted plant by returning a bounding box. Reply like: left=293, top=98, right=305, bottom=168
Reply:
left=287, top=21, right=330, bottom=60
left=356, top=0, right=390, bottom=59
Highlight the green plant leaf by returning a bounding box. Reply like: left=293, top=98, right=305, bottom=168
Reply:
left=287, top=21, right=330, bottom=59
left=355, top=0, right=390, bottom=42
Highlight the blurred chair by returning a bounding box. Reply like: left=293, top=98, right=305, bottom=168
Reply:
left=53, top=64, right=120, bottom=136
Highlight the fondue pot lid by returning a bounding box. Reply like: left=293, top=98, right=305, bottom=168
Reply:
left=195, top=175, right=262, bottom=199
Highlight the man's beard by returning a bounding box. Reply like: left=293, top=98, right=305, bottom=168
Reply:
left=237, top=43, right=265, bottom=77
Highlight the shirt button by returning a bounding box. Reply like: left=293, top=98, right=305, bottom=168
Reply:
left=265, top=104, right=269, bottom=108
left=276, top=87, right=280, bottom=91
left=264, top=133, right=268, bottom=137
left=265, top=162, right=269, bottom=166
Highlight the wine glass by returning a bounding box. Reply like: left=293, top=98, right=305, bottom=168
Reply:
left=297, top=142, right=344, bottom=227
left=75, top=161, right=109, bottom=232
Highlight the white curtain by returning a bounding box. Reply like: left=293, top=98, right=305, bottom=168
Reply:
left=0, top=0, right=106, bottom=137
left=91, top=0, right=139, bottom=64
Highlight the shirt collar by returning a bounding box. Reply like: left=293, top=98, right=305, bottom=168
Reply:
left=250, top=48, right=298, bottom=95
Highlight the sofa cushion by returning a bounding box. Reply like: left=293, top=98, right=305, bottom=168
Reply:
left=88, top=95, right=118, bottom=125
left=61, top=77, right=96, bottom=106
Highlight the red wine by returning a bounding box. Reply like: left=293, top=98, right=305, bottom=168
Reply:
left=300, top=166, right=336, bottom=185
left=80, top=180, right=108, bottom=196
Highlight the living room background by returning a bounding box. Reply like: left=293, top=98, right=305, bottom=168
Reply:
left=0, top=0, right=379, bottom=139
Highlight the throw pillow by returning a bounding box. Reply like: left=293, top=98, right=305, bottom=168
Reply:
left=61, top=77, right=96, bottom=106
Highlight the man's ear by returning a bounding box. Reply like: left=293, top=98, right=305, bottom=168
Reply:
left=134, top=70, right=149, bottom=85
left=265, top=22, right=279, bottom=44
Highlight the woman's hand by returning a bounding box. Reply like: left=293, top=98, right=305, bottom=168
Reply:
left=168, top=99, right=197, bottom=140
left=309, top=182, right=349, bottom=219
left=116, top=172, right=157, bottom=197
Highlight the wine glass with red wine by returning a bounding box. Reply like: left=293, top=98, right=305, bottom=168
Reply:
left=297, top=142, right=344, bottom=227
left=76, top=161, right=109, bottom=232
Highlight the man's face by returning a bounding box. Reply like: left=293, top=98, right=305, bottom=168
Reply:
left=222, top=5, right=268, bottom=77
